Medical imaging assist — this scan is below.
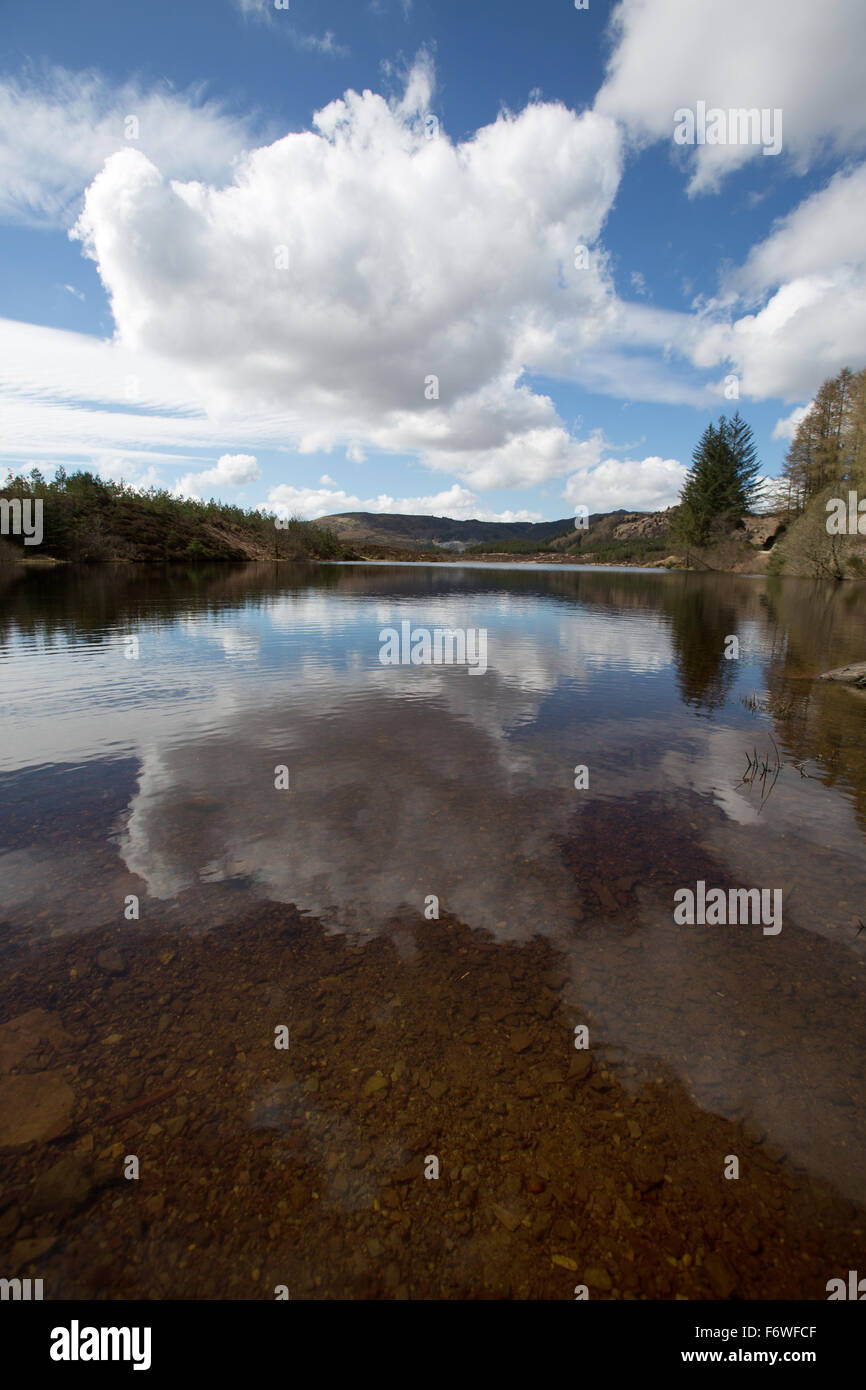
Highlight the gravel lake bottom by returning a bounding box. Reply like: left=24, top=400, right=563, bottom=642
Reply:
left=1, top=560, right=865, bottom=1298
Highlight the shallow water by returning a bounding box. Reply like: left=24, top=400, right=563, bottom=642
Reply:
left=1, top=560, right=865, bottom=1298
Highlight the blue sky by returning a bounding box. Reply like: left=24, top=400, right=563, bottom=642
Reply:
left=1, top=0, right=864, bottom=521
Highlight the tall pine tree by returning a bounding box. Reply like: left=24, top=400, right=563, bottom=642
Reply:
left=723, top=411, right=762, bottom=511
left=675, top=412, right=761, bottom=546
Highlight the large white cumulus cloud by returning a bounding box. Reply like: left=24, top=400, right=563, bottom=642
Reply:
left=176, top=452, right=260, bottom=498
left=697, top=163, right=866, bottom=400
left=596, top=0, right=866, bottom=193
left=71, top=60, right=623, bottom=492
left=3, top=40, right=863, bottom=508
left=564, top=456, right=686, bottom=514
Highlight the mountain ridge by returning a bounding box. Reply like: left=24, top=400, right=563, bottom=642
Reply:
left=319, top=508, right=640, bottom=549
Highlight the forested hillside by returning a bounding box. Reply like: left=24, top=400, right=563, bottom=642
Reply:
left=0, top=469, right=345, bottom=563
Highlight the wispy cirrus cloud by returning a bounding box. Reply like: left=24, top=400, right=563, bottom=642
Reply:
left=0, top=66, right=261, bottom=226
left=231, top=0, right=348, bottom=55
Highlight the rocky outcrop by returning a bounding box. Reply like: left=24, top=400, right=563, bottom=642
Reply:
left=612, top=510, right=675, bottom=541
left=743, top=514, right=785, bottom=548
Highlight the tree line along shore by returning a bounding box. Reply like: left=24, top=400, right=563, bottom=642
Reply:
left=2, top=365, right=865, bottom=576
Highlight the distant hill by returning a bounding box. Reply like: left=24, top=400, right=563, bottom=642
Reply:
left=0, top=478, right=787, bottom=571
left=319, top=509, right=637, bottom=550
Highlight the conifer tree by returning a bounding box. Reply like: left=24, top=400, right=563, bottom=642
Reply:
left=674, top=412, right=761, bottom=546
left=676, top=421, right=724, bottom=546
left=724, top=411, right=762, bottom=510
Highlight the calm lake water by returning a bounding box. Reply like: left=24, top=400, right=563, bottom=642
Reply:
left=1, top=560, right=865, bottom=1299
